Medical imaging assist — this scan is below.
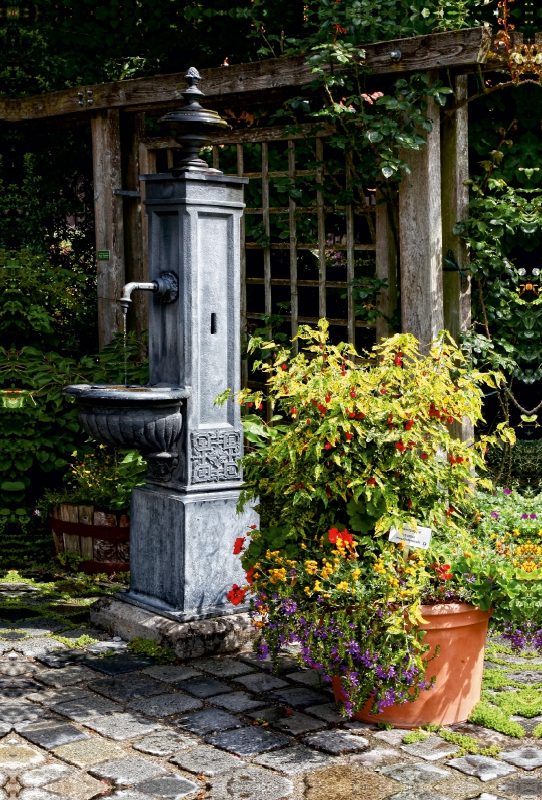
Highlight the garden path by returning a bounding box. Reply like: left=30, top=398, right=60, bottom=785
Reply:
left=0, top=578, right=540, bottom=800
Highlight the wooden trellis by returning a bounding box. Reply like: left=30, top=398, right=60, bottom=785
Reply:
left=1, top=25, right=491, bottom=425
left=141, top=125, right=379, bottom=355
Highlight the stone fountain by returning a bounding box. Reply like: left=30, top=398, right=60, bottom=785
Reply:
left=64, top=68, right=258, bottom=628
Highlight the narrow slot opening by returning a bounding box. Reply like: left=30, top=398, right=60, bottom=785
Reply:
left=211, top=313, right=217, bottom=334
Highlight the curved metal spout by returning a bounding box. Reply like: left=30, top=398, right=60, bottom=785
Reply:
left=120, top=271, right=179, bottom=315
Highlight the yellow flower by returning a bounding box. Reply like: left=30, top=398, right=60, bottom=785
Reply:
left=352, top=568, right=361, bottom=580
left=313, top=580, right=323, bottom=592
left=337, top=581, right=349, bottom=592
left=304, top=560, right=318, bottom=575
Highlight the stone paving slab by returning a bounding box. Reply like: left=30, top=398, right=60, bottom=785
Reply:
left=234, top=673, right=288, bottom=693
left=83, top=713, right=162, bottom=740
left=447, top=755, right=517, bottom=782
left=53, top=735, right=126, bottom=767
left=34, top=667, right=98, bottom=688
left=380, top=762, right=453, bottom=785
left=20, top=722, right=91, bottom=750
left=46, top=772, right=106, bottom=800
left=253, top=745, right=335, bottom=775
left=499, top=746, right=542, bottom=770
left=176, top=677, right=234, bottom=698
left=52, top=694, right=123, bottom=721
left=83, top=653, right=156, bottom=675
left=141, top=665, right=202, bottom=684
left=210, top=690, right=265, bottom=713
left=171, top=744, right=245, bottom=776
left=88, top=674, right=167, bottom=703
left=301, top=731, right=369, bottom=755
left=303, top=703, right=345, bottom=724
left=134, top=774, right=200, bottom=798
left=190, top=657, right=255, bottom=678
left=90, top=757, right=168, bottom=786
left=19, top=763, right=75, bottom=787
left=268, top=688, right=331, bottom=709
left=401, top=736, right=460, bottom=761
left=127, top=692, right=203, bottom=717
left=206, top=726, right=291, bottom=756
left=132, top=731, right=197, bottom=757
left=26, top=687, right=91, bottom=707
left=176, top=708, right=243, bottom=736
left=209, top=766, right=294, bottom=800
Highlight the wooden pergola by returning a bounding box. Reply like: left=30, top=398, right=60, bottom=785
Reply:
left=1, top=26, right=496, bottom=355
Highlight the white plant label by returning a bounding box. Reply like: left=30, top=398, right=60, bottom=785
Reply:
left=389, top=524, right=432, bottom=550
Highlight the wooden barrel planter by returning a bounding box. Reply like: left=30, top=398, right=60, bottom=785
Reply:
left=50, top=504, right=129, bottom=575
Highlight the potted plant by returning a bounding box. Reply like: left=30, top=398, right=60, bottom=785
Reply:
left=41, top=446, right=146, bottom=574
left=225, top=321, right=513, bottom=723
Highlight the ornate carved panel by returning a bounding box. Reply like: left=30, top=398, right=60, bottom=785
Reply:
left=190, top=429, right=241, bottom=483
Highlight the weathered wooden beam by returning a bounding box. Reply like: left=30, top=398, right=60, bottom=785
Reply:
left=375, top=196, right=398, bottom=342
left=442, top=75, right=470, bottom=342
left=399, top=78, right=444, bottom=350
left=441, top=75, right=473, bottom=443
left=142, top=122, right=335, bottom=150
left=91, top=109, right=125, bottom=349
left=122, top=111, right=148, bottom=342
left=0, top=28, right=490, bottom=123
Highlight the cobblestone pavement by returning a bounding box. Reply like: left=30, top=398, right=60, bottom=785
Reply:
left=0, top=581, right=541, bottom=800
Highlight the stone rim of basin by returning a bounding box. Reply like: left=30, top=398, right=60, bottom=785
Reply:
left=63, top=384, right=191, bottom=403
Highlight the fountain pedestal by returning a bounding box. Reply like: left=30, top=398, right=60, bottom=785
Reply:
left=121, top=170, right=257, bottom=622
left=67, top=70, right=259, bottom=639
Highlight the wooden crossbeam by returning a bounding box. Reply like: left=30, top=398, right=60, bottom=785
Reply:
left=0, top=27, right=491, bottom=123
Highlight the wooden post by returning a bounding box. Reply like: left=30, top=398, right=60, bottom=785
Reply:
left=441, top=75, right=470, bottom=341
left=399, top=79, right=444, bottom=350
left=375, top=196, right=398, bottom=342
left=91, top=108, right=125, bottom=349
left=442, top=75, right=472, bottom=442
left=122, top=112, right=148, bottom=341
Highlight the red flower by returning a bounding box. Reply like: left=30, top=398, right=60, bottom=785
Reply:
left=349, top=412, right=356, bottom=419
left=406, top=499, right=412, bottom=509
left=325, top=393, right=331, bottom=403
left=367, top=478, right=376, bottom=485
left=405, top=420, right=414, bottom=431
left=356, top=412, right=365, bottom=420
left=435, top=564, right=453, bottom=581
left=421, top=453, right=428, bottom=460
left=281, top=364, right=287, bottom=371
left=233, top=537, right=245, bottom=555
left=246, top=567, right=254, bottom=585
left=324, top=442, right=332, bottom=450
left=227, top=584, right=247, bottom=605
left=291, top=408, right=297, bottom=416
left=258, top=404, right=263, bottom=410
left=328, top=527, right=353, bottom=545
left=394, top=352, right=403, bottom=367
left=306, top=419, right=311, bottom=425
left=250, top=524, right=257, bottom=529
left=446, top=507, right=455, bottom=516
left=345, top=432, right=353, bottom=441
left=395, top=441, right=406, bottom=452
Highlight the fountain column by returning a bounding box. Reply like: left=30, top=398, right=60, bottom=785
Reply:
left=123, top=168, right=257, bottom=621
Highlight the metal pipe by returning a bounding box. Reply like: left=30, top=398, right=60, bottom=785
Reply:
left=119, top=281, right=157, bottom=315
left=119, top=272, right=179, bottom=315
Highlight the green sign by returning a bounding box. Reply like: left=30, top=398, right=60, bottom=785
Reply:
left=97, top=250, right=110, bottom=261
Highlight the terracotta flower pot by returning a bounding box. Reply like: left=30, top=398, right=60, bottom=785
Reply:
left=332, top=602, right=492, bottom=728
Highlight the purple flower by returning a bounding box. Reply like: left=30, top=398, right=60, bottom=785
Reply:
left=463, top=573, right=476, bottom=584
left=281, top=598, right=298, bottom=616
left=490, top=511, right=499, bottom=519
left=522, top=514, right=529, bottom=519
left=531, top=513, right=537, bottom=519
left=503, top=488, right=511, bottom=495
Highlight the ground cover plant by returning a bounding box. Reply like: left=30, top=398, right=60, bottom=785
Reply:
left=223, top=321, right=513, bottom=716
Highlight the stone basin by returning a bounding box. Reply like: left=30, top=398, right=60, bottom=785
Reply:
left=62, top=384, right=191, bottom=481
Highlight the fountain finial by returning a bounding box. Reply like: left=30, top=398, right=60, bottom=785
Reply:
left=159, top=66, right=228, bottom=174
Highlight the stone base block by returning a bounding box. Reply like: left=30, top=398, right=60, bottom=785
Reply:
left=90, top=596, right=257, bottom=659
left=128, top=484, right=258, bottom=621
